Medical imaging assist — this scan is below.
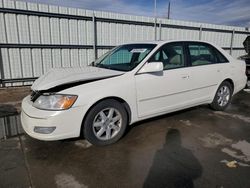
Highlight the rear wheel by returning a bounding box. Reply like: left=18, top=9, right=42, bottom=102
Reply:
left=83, top=99, right=128, bottom=146
left=210, top=81, right=233, bottom=111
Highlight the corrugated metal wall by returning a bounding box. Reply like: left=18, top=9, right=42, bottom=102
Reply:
left=0, top=0, right=249, bottom=86
left=0, top=114, right=23, bottom=140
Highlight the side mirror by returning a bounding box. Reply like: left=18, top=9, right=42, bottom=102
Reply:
left=138, top=62, right=163, bottom=74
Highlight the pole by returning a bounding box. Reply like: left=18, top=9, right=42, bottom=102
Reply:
left=154, top=0, right=157, bottom=40
left=159, top=20, right=162, bottom=40
left=92, top=13, right=97, bottom=61
left=199, top=25, right=202, bottom=40
left=230, top=29, right=235, bottom=55
left=0, top=49, right=5, bottom=87
left=167, top=1, right=170, bottom=19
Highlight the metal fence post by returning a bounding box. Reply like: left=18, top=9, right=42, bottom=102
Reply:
left=92, top=13, right=97, bottom=61
left=154, top=19, right=157, bottom=41
left=230, top=29, right=235, bottom=55
left=0, top=49, right=5, bottom=87
left=199, top=25, right=202, bottom=40
left=154, top=0, right=157, bottom=41
left=159, top=20, right=162, bottom=40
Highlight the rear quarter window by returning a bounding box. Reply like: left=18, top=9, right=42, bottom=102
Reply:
left=188, top=43, right=228, bottom=66
left=213, top=48, right=228, bottom=63
left=189, top=44, right=216, bottom=66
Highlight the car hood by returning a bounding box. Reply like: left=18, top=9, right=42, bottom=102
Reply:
left=31, top=66, right=124, bottom=91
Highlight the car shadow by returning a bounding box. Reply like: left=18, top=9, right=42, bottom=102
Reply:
left=143, top=128, right=202, bottom=188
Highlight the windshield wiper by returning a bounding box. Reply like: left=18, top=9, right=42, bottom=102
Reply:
left=95, top=64, right=126, bottom=72
left=95, top=64, right=111, bottom=70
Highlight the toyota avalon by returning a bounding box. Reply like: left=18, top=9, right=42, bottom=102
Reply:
left=21, top=40, right=247, bottom=145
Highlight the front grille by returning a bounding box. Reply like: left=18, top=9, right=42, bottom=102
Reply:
left=30, top=90, right=41, bottom=102
left=245, top=58, right=250, bottom=65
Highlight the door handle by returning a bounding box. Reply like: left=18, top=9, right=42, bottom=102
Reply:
left=182, top=75, right=189, bottom=79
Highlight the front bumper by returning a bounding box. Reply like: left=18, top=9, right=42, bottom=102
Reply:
left=21, top=96, right=86, bottom=141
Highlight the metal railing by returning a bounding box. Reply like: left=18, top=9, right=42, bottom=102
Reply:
left=0, top=114, right=23, bottom=140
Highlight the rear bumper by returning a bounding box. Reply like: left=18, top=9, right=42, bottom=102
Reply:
left=233, top=74, right=248, bottom=95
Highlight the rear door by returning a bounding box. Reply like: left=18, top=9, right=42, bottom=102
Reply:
left=184, top=42, right=228, bottom=103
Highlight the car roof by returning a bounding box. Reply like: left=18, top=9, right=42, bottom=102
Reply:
left=121, top=40, right=234, bottom=61
left=122, top=40, right=215, bottom=46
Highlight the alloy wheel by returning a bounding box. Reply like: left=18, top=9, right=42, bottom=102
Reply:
left=92, top=108, right=122, bottom=140
left=217, top=85, right=230, bottom=107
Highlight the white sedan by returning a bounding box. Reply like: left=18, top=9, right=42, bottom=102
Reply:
left=21, top=40, right=247, bottom=145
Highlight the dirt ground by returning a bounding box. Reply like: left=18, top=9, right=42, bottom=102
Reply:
left=0, top=86, right=31, bottom=113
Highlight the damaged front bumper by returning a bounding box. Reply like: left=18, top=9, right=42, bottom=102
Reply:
left=21, top=96, right=86, bottom=141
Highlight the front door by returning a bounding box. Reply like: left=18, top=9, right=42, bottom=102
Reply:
left=135, top=42, right=192, bottom=118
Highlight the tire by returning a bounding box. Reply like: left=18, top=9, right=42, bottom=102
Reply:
left=83, top=99, right=128, bottom=146
left=210, top=81, right=233, bottom=111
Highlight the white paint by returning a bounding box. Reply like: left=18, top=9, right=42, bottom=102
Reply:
left=180, top=120, right=192, bottom=127
left=238, top=162, right=250, bottom=167
left=220, top=159, right=250, bottom=167
left=74, top=140, right=92, bottom=149
left=222, top=140, right=250, bottom=163
left=179, top=120, right=201, bottom=128
left=232, top=140, right=250, bottom=161
left=200, top=133, right=250, bottom=166
left=221, top=148, right=248, bottom=162
left=199, top=133, right=232, bottom=148
left=214, top=111, right=250, bottom=124
left=55, top=173, right=87, bottom=188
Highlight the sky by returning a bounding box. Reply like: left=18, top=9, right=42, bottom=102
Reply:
left=18, top=0, right=250, bottom=27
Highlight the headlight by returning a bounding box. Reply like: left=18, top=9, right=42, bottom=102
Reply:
left=33, top=94, right=78, bottom=110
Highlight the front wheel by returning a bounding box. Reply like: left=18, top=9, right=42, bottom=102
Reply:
left=210, top=81, right=233, bottom=111
left=83, top=99, right=128, bottom=146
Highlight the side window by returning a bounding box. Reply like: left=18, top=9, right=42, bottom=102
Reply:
left=188, top=44, right=218, bottom=66
left=149, top=43, right=185, bottom=70
left=214, top=48, right=228, bottom=63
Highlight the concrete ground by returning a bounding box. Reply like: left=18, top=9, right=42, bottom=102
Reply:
left=0, top=87, right=250, bottom=188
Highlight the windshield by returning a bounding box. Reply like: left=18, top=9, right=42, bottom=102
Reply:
left=94, top=44, right=157, bottom=71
